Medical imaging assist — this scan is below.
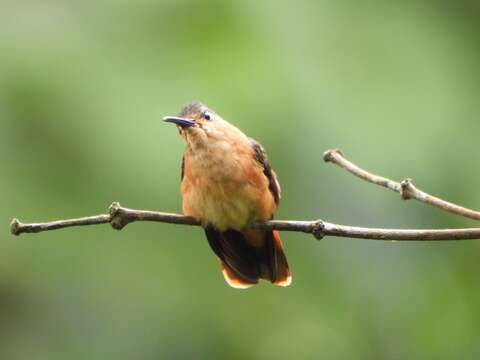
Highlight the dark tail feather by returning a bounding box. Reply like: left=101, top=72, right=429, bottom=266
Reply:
left=266, top=230, right=292, bottom=287
left=205, top=227, right=259, bottom=288
left=219, top=260, right=257, bottom=289
left=204, top=227, right=291, bottom=288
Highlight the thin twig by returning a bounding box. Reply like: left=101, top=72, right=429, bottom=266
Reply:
left=10, top=202, right=480, bottom=241
left=323, top=149, right=480, bottom=221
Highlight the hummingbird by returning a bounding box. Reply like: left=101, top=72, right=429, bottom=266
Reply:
left=163, top=102, right=291, bottom=288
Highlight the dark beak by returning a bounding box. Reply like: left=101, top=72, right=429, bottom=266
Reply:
left=162, top=116, right=196, bottom=128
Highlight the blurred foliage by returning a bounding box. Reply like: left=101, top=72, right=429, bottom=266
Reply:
left=1, top=0, right=480, bottom=359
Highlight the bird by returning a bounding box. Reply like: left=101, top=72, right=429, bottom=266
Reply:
left=163, top=102, right=291, bottom=289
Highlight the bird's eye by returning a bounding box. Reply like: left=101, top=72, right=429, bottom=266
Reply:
left=203, top=111, right=212, bottom=121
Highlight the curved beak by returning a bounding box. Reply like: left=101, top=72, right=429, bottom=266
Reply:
left=162, top=116, right=196, bottom=128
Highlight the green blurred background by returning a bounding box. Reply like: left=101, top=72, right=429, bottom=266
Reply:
left=2, top=1, right=480, bottom=359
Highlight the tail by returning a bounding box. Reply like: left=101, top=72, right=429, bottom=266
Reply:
left=204, top=227, right=292, bottom=289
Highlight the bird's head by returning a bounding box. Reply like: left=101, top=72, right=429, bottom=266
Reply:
left=163, top=101, right=245, bottom=150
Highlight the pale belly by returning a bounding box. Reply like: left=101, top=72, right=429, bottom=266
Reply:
left=182, top=181, right=257, bottom=231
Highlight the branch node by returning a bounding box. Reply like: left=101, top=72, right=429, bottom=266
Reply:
left=400, top=178, right=415, bottom=200
left=10, top=218, right=21, bottom=236
left=312, top=220, right=325, bottom=240
left=109, top=202, right=121, bottom=215
left=323, top=148, right=344, bottom=162
left=109, top=202, right=130, bottom=230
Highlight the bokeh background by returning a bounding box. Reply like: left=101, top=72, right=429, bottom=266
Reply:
left=2, top=1, right=480, bottom=359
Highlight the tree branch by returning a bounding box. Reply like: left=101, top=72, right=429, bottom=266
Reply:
left=323, top=149, right=480, bottom=221
left=10, top=148, right=480, bottom=241
left=10, top=202, right=480, bottom=241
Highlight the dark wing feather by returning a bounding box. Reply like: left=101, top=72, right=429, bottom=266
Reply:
left=250, top=139, right=281, bottom=205
left=181, top=155, right=185, bottom=181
